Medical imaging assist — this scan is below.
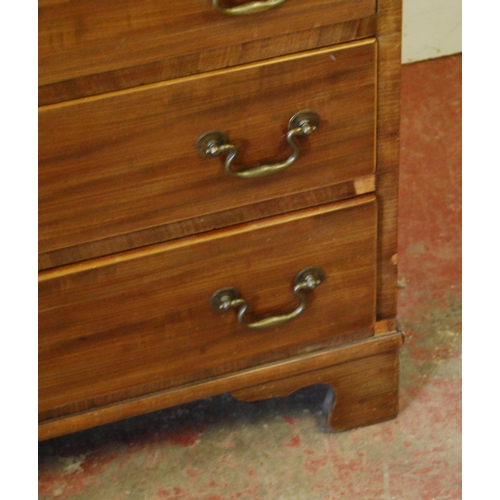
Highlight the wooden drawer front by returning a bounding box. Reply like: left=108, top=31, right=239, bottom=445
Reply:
left=39, top=40, right=376, bottom=257
left=39, top=196, right=377, bottom=415
left=39, top=0, right=376, bottom=89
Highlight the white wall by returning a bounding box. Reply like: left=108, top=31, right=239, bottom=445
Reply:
left=402, top=0, right=462, bottom=63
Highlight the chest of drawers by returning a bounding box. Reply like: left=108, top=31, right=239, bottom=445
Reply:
left=38, top=0, right=402, bottom=441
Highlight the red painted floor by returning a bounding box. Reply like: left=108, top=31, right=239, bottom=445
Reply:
left=38, top=54, right=462, bottom=500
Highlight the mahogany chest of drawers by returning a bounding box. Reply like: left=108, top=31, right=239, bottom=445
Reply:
left=38, top=0, right=402, bottom=440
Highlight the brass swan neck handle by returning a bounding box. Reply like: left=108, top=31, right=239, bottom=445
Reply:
left=196, top=110, right=320, bottom=179
left=212, top=0, right=287, bottom=16
left=210, top=267, right=325, bottom=329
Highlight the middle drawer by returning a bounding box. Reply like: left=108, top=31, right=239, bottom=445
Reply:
left=39, top=39, right=376, bottom=258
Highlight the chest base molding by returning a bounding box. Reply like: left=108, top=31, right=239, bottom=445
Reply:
left=39, top=330, right=402, bottom=441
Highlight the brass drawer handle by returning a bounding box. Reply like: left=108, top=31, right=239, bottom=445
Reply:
left=212, top=0, right=286, bottom=16
left=210, top=266, right=325, bottom=329
left=196, top=110, right=320, bottom=179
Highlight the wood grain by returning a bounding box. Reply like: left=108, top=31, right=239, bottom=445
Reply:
left=232, top=334, right=401, bottom=431
left=39, top=197, right=377, bottom=416
left=375, top=0, right=402, bottom=319
left=38, top=0, right=402, bottom=440
left=39, top=326, right=374, bottom=422
left=39, top=41, right=377, bottom=256
left=38, top=175, right=376, bottom=270
left=39, top=331, right=402, bottom=440
left=39, top=17, right=377, bottom=106
left=38, top=0, right=375, bottom=93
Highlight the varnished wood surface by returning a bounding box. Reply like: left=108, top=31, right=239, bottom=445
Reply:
left=38, top=0, right=376, bottom=101
left=38, top=174, right=376, bottom=271
left=38, top=0, right=402, bottom=440
left=38, top=331, right=402, bottom=441
left=232, top=334, right=400, bottom=431
left=374, top=0, right=402, bottom=319
left=39, top=18, right=377, bottom=106
left=39, top=197, right=377, bottom=417
left=39, top=41, right=377, bottom=257
left=39, top=327, right=373, bottom=422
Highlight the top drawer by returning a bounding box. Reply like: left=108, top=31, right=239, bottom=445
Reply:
left=39, top=0, right=376, bottom=99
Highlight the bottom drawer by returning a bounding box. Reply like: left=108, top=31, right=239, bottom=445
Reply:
left=39, top=195, right=377, bottom=418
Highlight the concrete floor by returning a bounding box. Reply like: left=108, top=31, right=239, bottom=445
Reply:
left=38, top=54, right=462, bottom=500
